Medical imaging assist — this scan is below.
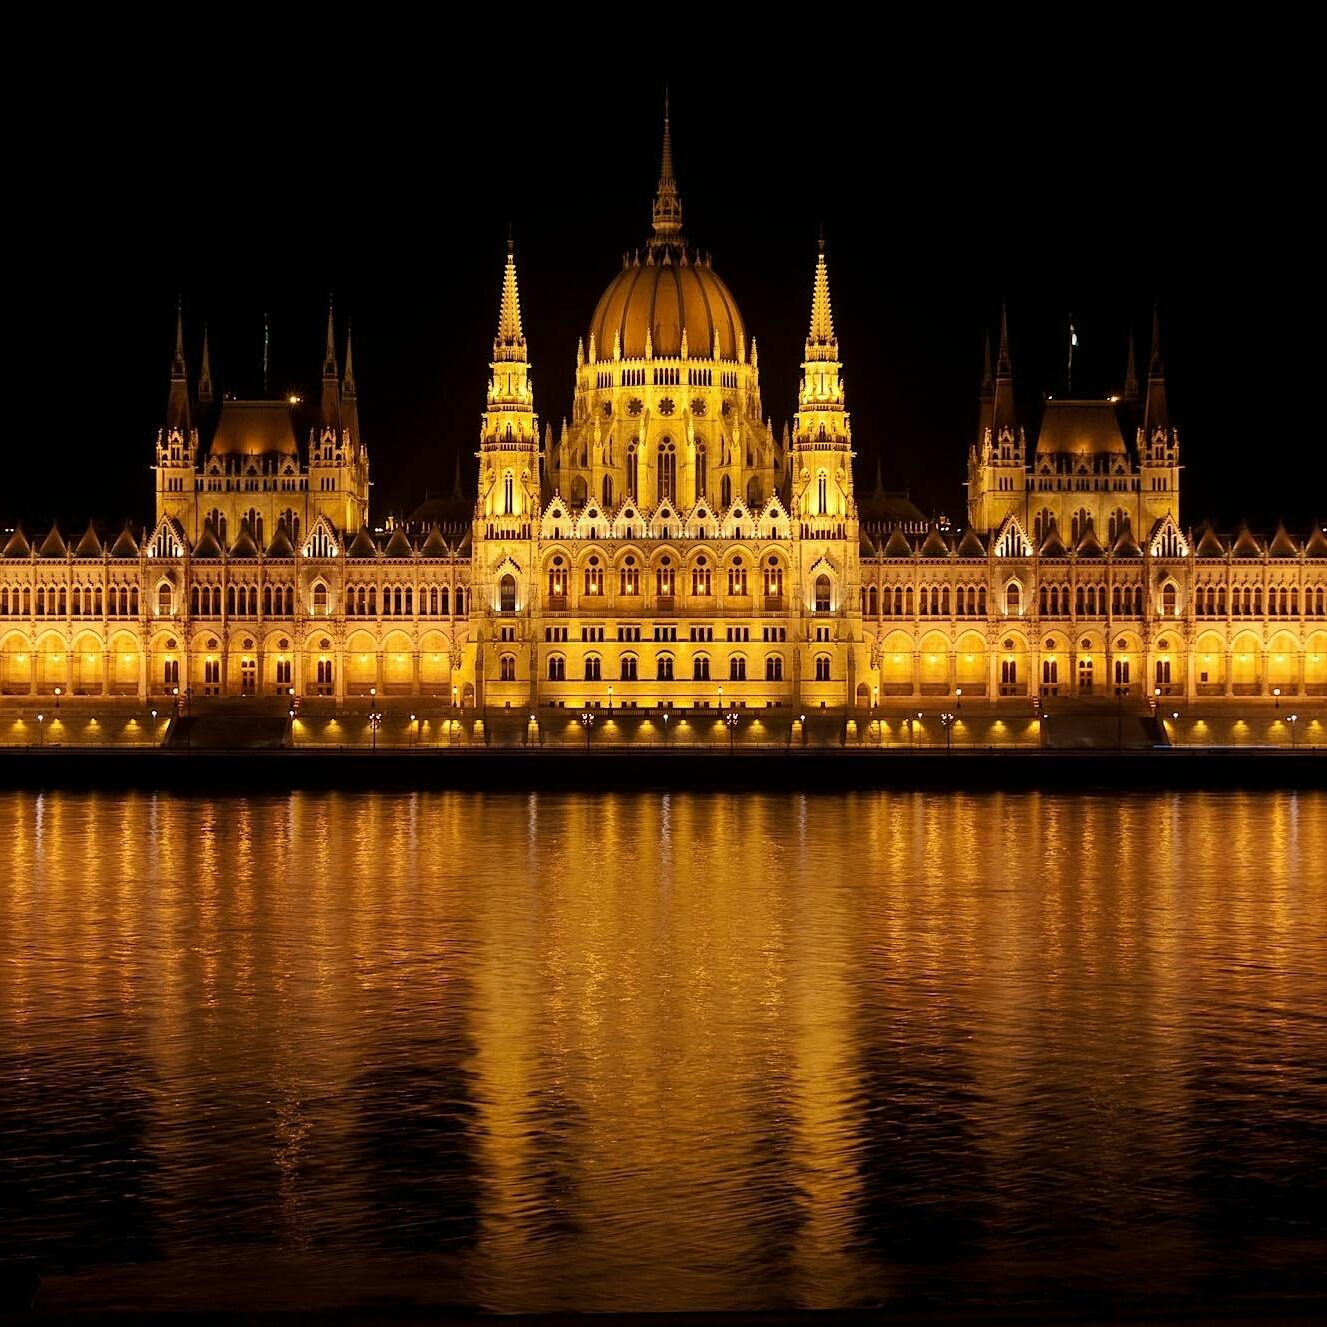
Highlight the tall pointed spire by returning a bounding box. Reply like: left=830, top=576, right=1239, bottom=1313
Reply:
left=980, top=328, right=994, bottom=400
left=343, top=319, right=357, bottom=397
left=198, top=324, right=213, bottom=404
left=494, top=230, right=526, bottom=360
left=166, top=299, right=191, bottom=433
left=650, top=87, right=683, bottom=242
left=451, top=448, right=463, bottom=499
left=322, top=295, right=338, bottom=379
left=991, top=303, right=1018, bottom=442
left=805, top=233, right=836, bottom=357
left=1123, top=328, right=1138, bottom=399
left=1144, top=302, right=1169, bottom=437
left=996, top=302, right=1012, bottom=378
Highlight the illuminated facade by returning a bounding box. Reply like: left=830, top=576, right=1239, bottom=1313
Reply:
left=1, top=109, right=1325, bottom=721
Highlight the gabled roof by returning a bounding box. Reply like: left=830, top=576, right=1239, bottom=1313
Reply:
left=1268, top=523, right=1300, bottom=557
left=956, top=527, right=986, bottom=557
left=1038, top=522, right=1068, bottom=557
left=1109, top=522, right=1141, bottom=554
left=72, top=523, right=103, bottom=557
left=384, top=527, right=414, bottom=557
left=858, top=530, right=876, bottom=556
left=3, top=526, right=30, bottom=557
left=37, top=526, right=67, bottom=558
left=110, top=525, right=140, bottom=558
left=1231, top=525, right=1263, bottom=558
left=919, top=525, right=950, bottom=557
left=347, top=527, right=379, bottom=558
left=192, top=525, right=224, bottom=558
left=419, top=524, right=449, bottom=558
left=883, top=527, right=914, bottom=557
left=265, top=525, right=295, bottom=558
left=1076, top=523, right=1107, bottom=556
left=229, top=526, right=260, bottom=558
left=1195, top=523, right=1227, bottom=557
left=1305, top=526, right=1327, bottom=558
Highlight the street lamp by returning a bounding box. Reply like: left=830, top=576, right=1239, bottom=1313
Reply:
left=36, top=713, right=44, bottom=747
left=1273, top=686, right=1281, bottom=709
left=717, top=684, right=724, bottom=709
left=409, top=713, right=417, bottom=749
left=368, top=708, right=382, bottom=751
left=724, top=708, right=740, bottom=753
left=579, top=709, right=595, bottom=752
left=607, top=685, right=613, bottom=712
left=1170, top=710, right=1180, bottom=748
left=150, top=708, right=158, bottom=747
left=940, top=710, right=955, bottom=752
left=955, top=686, right=962, bottom=710
left=452, top=684, right=459, bottom=710
left=54, top=685, right=62, bottom=710
left=1288, top=713, right=1299, bottom=749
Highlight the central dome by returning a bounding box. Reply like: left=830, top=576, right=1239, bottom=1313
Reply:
left=590, top=249, right=745, bottom=361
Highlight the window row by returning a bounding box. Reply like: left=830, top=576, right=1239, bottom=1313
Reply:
left=1196, top=585, right=1326, bottom=617
left=346, top=585, right=467, bottom=617
left=1, top=585, right=142, bottom=617
left=538, top=653, right=797, bottom=683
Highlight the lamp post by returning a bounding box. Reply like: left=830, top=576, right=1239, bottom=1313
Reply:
left=955, top=686, right=962, bottom=711
left=369, top=708, right=382, bottom=752
left=150, top=708, right=157, bottom=747
left=452, top=684, right=459, bottom=711
left=1288, top=713, right=1298, bottom=750
left=725, top=708, right=739, bottom=753
left=717, top=684, right=724, bottom=710
left=1273, top=686, right=1281, bottom=710
left=409, top=713, right=417, bottom=749
left=1041, top=711, right=1050, bottom=750
left=1171, top=710, right=1180, bottom=748
left=940, top=710, right=955, bottom=753
left=54, top=685, right=62, bottom=710
left=36, top=713, right=43, bottom=747
left=607, top=684, right=613, bottom=712
left=662, top=710, right=669, bottom=748
left=579, top=708, right=595, bottom=752
left=800, top=712, right=807, bottom=748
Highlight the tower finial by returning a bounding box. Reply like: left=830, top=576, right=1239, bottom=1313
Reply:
left=1149, top=301, right=1163, bottom=376
left=323, top=295, right=338, bottom=379
left=980, top=327, right=994, bottom=398
left=343, top=318, right=356, bottom=397
left=651, top=87, right=683, bottom=241
left=996, top=302, right=1012, bottom=377
left=1123, top=328, right=1138, bottom=399
left=806, top=236, right=835, bottom=350
left=495, top=232, right=525, bottom=358
left=198, top=323, right=213, bottom=403
left=172, top=297, right=186, bottom=378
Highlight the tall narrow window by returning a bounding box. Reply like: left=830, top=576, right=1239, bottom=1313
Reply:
left=695, top=443, right=706, bottom=498
left=658, top=439, right=676, bottom=503
left=627, top=443, right=638, bottom=499
left=503, top=472, right=515, bottom=515
left=817, top=471, right=828, bottom=515
left=499, top=574, right=517, bottom=613
left=814, top=574, right=831, bottom=613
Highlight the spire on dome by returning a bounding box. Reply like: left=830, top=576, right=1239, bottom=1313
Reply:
left=494, top=231, right=526, bottom=360
left=650, top=87, right=683, bottom=242
left=805, top=234, right=836, bottom=357
left=198, top=324, right=213, bottom=403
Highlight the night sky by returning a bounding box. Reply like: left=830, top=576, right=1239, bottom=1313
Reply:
left=8, top=59, right=1317, bottom=534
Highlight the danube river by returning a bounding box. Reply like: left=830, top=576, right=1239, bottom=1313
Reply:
left=2, top=789, right=1325, bottom=1316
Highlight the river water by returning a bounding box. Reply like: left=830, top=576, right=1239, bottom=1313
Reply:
left=2, top=789, right=1325, bottom=1316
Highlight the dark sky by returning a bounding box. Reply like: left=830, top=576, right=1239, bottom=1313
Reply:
left=7, top=53, right=1318, bottom=534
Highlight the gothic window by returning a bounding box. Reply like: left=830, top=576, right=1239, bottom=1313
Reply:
left=721, top=474, right=732, bottom=508
left=691, top=556, right=711, bottom=596
left=764, top=558, right=784, bottom=598
left=503, top=472, right=515, bottom=515
left=693, top=655, right=710, bottom=681
left=1035, top=509, right=1054, bottom=543
left=311, top=582, right=328, bottom=616
left=585, top=655, right=601, bottom=681
left=547, top=655, right=565, bottom=681
left=868, top=585, right=879, bottom=617
left=746, top=476, right=763, bottom=507
left=499, top=574, right=517, bottom=613
left=656, top=557, right=675, bottom=597
left=455, top=587, right=466, bottom=615
left=814, top=654, right=831, bottom=681
left=620, top=555, right=640, bottom=596
left=657, top=653, right=674, bottom=681
left=1162, top=583, right=1177, bottom=616
left=658, top=438, right=676, bottom=502
left=584, top=557, right=603, bottom=596
left=1072, top=509, right=1091, bottom=543
left=817, top=470, right=829, bottom=515
left=729, top=655, right=746, bottom=681
left=570, top=475, right=587, bottom=506
left=157, top=583, right=172, bottom=616
left=621, top=655, right=638, bottom=681
left=695, top=442, right=706, bottom=498
left=548, top=556, right=568, bottom=598
left=814, top=574, right=831, bottom=613
left=727, top=559, right=747, bottom=596
left=627, top=442, right=638, bottom=499
left=602, top=474, right=614, bottom=508
left=765, top=654, right=783, bottom=681
left=1006, top=582, right=1021, bottom=616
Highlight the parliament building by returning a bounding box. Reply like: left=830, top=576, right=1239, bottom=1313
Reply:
left=2, top=110, right=1325, bottom=741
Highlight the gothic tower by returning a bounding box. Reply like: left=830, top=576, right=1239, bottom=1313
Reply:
left=966, top=305, right=1028, bottom=533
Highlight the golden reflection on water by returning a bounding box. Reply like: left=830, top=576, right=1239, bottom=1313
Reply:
left=2, top=789, right=1326, bottom=1314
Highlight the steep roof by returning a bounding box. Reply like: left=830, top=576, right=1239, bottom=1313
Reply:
left=1231, top=525, right=1263, bottom=557
left=73, top=524, right=103, bottom=557
left=419, top=524, right=450, bottom=558
left=883, top=527, right=914, bottom=558
left=1108, top=523, right=1138, bottom=557
left=1035, top=399, right=1128, bottom=457
left=1038, top=522, right=1068, bottom=558
left=37, top=526, right=67, bottom=558
left=209, top=400, right=300, bottom=458
left=956, top=527, right=986, bottom=557
left=1195, top=524, right=1227, bottom=557
left=1268, top=524, right=1300, bottom=557
left=919, top=525, right=950, bottom=557
left=384, top=527, right=414, bottom=558
left=229, top=525, right=260, bottom=558
left=3, top=526, right=30, bottom=557
left=1305, top=527, right=1327, bottom=558
left=110, top=525, right=140, bottom=558
left=193, top=525, right=224, bottom=558
left=265, top=525, right=295, bottom=558
left=347, top=527, right=379, bottom=558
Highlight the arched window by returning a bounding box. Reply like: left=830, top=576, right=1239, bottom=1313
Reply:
left=501, top=471, right=515, bottom=515
left=766, top=655, right=784, bottom=681
left=157, top=583, right=172, bottom=616
left=695, top=442, right=706, bottom=498
left=1072, top=508, right=1091, bottom=543
left=620, top=555, right=640, bottom=596
left=1007, top=582, right=1021, bottom=615
left=746, top=476, right=763, bottom=507
left=499, top=653, right=516, bottom=681
left=621, top=655, right=638, bottom=681
left=814, top=574, right=831, bottom=613
left=817, top=470, right=829, bottom=515
left=548, top=556, right=567, bottom=598
left=693, top=655, right=710, bottom=681
left=867, top=585, right=878, bottom=617
left=584, top=556, right=603, bottom=595
left=1162, top=583, right=1177, bottom=616
left=656, top=557, right=675, bottom=597
left=728, top=558, right=747, bottom=596
left=657, top=653, right=674, bottom=680
left=978, top=587, right=987, bottom=615
left=626, top=442, right=639, bottom=499
left=657, top=438, right=678, bottom=503
left=1035, top=509, right=1054, bottom=543
left=764, top=557, right=783, bottom=598
left=721, top=474, right=732, bottom=508
left=455, top=587, right=466, bottom=615
left=547, top=655, right=565, bottom=681
left=602, top=474, right=614, bottom=508
left=729, top=655, right=746, bottom=681
left=815, top=654, right=831, bottom=681
left=585, top=655, right=601, bottom=681
left=312, top=582, right=328, bottom=616
left=499, top=573, right=517, bottom=613
left=1133, top=586, right=1144, bottom=615
left=691, top=556, right=711, bottom=596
